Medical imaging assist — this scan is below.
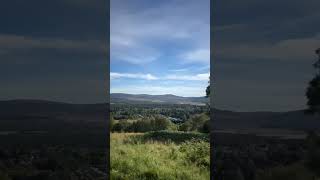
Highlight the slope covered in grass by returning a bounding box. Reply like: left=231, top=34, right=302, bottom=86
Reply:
left=110, top=132, right=210, bottom=180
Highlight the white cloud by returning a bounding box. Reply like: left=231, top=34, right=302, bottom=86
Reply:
left=169, top=65, right=209, bottom=72
left=111, top=0, right=210, bottom=65
left=165, top=73, right=209, bottom=81
left=181, top=49, right=210, bottom=64
left=169, top=68, right=189, bottom=72
left=215, top=34, right=320, bottom=61
left=0, top=34, right=106, bottom=54
left=111, top=42, right=160, bottom=64
left=110, top=72, right=158, bottom=80
left=110, top=72, right=209, bottom=81
left=111, top=35, right=136, bottom=47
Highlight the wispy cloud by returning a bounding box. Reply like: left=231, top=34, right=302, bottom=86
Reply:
left=110, top=72, right=158, bottom=80
left=111, top=0, right=209, bottom=97
left=165, top=73, right=209, bottom=81
left=111, top=72, right=209, bottom=81
left=181, top=49, right=210, bottom=64
left=169, top=68, right=189, bottom=72
left=169, top=65, right=210, bottom=72
left=215, top=34, right=320, bottom=61
left=212, top=0, right=320, bottom=111
left=111, top=0, right=209, bottom=65
left=0, top=34, right=107, bottom=54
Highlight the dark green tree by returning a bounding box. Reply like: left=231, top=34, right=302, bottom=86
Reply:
left=205, top=76, right=211, bottom=130
left=305, top=48, right=320, bottom=178
left=180, top=114, right=209, bottom=132
left=306, top=48, right=320, bottom=114
left=206, top=76, right=210, bottom=97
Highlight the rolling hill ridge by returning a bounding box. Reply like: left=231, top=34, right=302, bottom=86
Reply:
left=110, top=93, right=208, bottom=105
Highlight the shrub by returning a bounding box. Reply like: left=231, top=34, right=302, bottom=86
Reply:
left=179, top=113, right=209, bottom=132
left=112, top=116, right=175, bottom=133
left=179, top=139, right=210, bottom=168
left=142, top=131, right=209, bottom=143
left=112, top=120, right=131, bottom=132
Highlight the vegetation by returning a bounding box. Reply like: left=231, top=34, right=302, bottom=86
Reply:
left=111, top=104, right=209, bottom=133
left=110, top=133, right=209, bottom=180
left=0, top=119, right=107, bottom=179
left=211, top=50, right=320, bottom=179
left=112, top=115, right=176, bottom=133
left=111, top=103, right=208, bottom=122
left=0, top=145, right=107, bottom=179
left=256, top=163, right=316, bottom=180
left=110, top=88, right=210, bottom=179
left=142, top=131, right=209, bottom=143
left=306, top=48, right=320, bottom=114
left=179, top=113, right=210, bottom=133
left=110, top=78, right=211, bottom=179
left=110, top=102, right=210, bottom=180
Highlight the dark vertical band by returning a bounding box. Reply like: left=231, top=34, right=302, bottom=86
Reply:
left=210, top=0, right=215, bottom=179
left=106, top=0, right=111, bottom=179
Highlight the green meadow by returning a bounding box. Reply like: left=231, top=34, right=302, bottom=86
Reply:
left=110, top=132, right=210, bottom=180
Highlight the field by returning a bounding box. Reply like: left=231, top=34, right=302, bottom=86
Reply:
left=110, top=132, right=210, bottom=180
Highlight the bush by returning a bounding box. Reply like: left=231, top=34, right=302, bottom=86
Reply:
left=179, top=139, right=210, bottom=168
left=179, top=113, right=209, bottom=132
left=305, top=131, right=320, bottom=176
left=142, top=131, right=209, bottom=143
left=112, top=120, right=131, bottom=132
left=256, top=163, right=315, bottom=180
left=112, top=116, right=175, bottom=133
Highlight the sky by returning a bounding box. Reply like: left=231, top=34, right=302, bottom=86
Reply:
left=110, top=0, right=210, bottom=97
left=1, top=0, right=318, bottom=110
left=0, top=0, right=108, bottom=103
left=212, top=0, right=320, bottom=111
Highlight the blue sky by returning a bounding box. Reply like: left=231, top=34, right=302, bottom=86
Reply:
left=212, top=0, right=320, bottom=111
left=2, top=0, right=318, bottom=110
left=110, top=0, right=210, bottom=97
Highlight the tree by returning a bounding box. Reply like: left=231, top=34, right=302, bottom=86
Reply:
left=306, top=48, right=320, bottom=114
left=206, top=76, right=210, bottom=98
left=305, top=48, right=320, bottom=178
left=154, top=115, right=171, bottom=131
left=201, top=119, right=210, bottom=133
left=110, top=115, right=115, bottom=131
left=180, top=113, right=209, bottom=132
left=205, top=76, right=211, bottom=115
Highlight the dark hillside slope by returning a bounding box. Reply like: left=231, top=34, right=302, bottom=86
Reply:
left=213, top=109, right=320, bottom=130
left=0, top=100, right=107, bottom=131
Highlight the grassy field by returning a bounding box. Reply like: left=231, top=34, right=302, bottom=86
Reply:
left=110, top=132, right=210, bottom=180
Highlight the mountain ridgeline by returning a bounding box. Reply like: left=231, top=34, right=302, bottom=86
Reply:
left=0, top=97, right=320, bottom=131
left=110, top=93, right=208, bottom=105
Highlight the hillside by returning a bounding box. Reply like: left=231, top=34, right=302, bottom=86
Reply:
left=0, top=100, right=107, bottom=131
left=0, top=99, right=319, bottom=131
left=110, top=93, right=208, bottom=105
left=213, top=109, right=320, bottom=130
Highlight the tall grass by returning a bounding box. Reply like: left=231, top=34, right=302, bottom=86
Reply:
left=110, top=132, right=210, bottom=180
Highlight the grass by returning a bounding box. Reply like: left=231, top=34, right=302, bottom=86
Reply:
left=110, top=132, right=210, bottom=180
left=142, top=130, right=209, bottom=143
left=256, top=163, right=318, bottom=180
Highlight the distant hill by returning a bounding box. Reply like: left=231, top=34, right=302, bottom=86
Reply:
left=0, top=99, right=319, bottom=131
left=110, top=93, right=208, bottom=105
left=0, top=100, right=107, bottom=131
